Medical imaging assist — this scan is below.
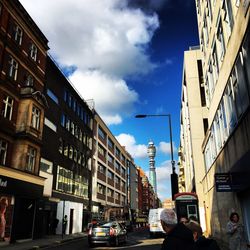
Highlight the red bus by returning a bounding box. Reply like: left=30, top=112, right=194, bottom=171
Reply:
left=174, top=192, right=199, bottom=223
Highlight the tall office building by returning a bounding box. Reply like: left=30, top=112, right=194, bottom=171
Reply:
left=179, top=0, right=250, bottom=246
left=147, top=140, right=157, bottom=194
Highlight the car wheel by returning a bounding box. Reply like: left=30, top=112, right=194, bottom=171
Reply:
left=88, top=242, right=94, bottom=248
left=124, top=234, right=128, bottom=243
left=115, top=236, right=119, bottom=246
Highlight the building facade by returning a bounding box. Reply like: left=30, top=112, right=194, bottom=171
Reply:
left=180, top=0, right=250, bottom=246
left=0, top=0, right=49, bottom=242
left=179, top=47, right=208, bottom=231
left=92, top=113, right=128, bottom=220
left=40, top=56, right=94, bottom=235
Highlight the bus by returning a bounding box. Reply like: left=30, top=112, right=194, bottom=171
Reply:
left=174, top=192, right=200, bottom=223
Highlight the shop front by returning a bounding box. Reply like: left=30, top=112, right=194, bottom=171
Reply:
left=0, top=174, right=44, bottom=243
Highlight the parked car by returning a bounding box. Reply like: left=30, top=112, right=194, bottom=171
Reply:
left=88, top=221, right=127, bottom=247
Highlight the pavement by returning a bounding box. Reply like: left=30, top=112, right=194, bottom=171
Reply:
left=0, top=232, right=87, bottom=250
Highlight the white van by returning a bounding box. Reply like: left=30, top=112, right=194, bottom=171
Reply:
left=148, top=208, right=165, bottom=237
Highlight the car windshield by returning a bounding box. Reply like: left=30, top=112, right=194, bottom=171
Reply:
left=102, top=222, right=117, bottom=227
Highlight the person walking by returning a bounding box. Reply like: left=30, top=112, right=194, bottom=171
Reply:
left=62, top=215, right=68, bottom=235
left=186, top=220, right=221, bottom=250
left=160, top=208, right=194, bottom=250
left=226, top=212, right=247, bottom=250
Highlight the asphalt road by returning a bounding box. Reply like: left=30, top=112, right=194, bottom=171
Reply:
left=46, top=230, right=164, bottom=250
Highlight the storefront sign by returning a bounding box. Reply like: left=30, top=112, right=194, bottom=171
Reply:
left=215, top=173, right=232, bottom=192
left=0, top=175, right=43, bottom=197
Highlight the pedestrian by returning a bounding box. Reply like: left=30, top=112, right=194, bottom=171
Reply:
left=179, top=216, right=189, bottom=224
left=62, top=215, right=68, bottom=234
left=186, top=220, right=221, bottom=250
left=226, top=212, right=247, bottom=250
left=160, top=208, right=194, bottom=250
left=0, top=197, right=8, bottom=241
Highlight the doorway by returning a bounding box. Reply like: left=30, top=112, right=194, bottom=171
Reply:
left=69, top=209, right=74, bottom=234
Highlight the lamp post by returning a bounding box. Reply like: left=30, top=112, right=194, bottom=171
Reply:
left=135, top=114, right=179, bottom=200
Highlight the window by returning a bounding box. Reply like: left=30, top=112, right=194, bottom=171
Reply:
left=70, top=121, right=75, bottom=135
left=203, top=15, right=209, bottom=46
left=2, top=95, right=14, bottom=120
left=98, top=163, right=106, bottom=174
left=14, top=25, right=23, bottom=45
left=63, top=144, right=68, bottom=157
left=115, top=176, right=120, bottom=184
left=207, top=60, right=215, bottom=99
left=0, top=139, right=8, bottom=165
left=98, top=126, right=106, bottom=140
left=216, top=17, right=226, bottom=61
left=69, top=146, right=73, bottom=159
left=108, top=138, right=114, bottom=149
left=97, top=183, right=105, bottom=195
left=98, top=144, right=105, bottom=157
left=242, top=30, right=250, bottom=90
left=31, top=106, right=40, bottom=130
left=212, top=42, right=219, bottom=81
left=40, top=158, right=53, bottom=173
left=44, top=117, right=57, bottom=132
left=47, top=89, right=58, bottom=104
left=108, top=170, right=114, bottom=180
left=224, top=81, right=236, bottom=133
left=121, top=154, right=125, bottom=163
left=29, top=43, right=37, bottom=61
left=121, top=167, right=126, bottom=176
left=25, top=74, right=34, bottom=87
left=222, top=0, right=234, bottom=38
left=234, top=52, right=249, bottom=116
left=115, top=161, right=120, bottom=171
left=107, top=188, right=114, bottom=197
left=115, top=147, right=120, bottom=159
left=206, top=0, right=213, bottom=28
left=74, top=174, right=88, bottom=197
left=26, top=147, right=36, bottom=172
left=56, top=166, right=73, bottom=193
left=8, top=56, right=18, bottom=80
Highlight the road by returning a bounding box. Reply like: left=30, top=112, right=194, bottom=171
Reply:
left=47, top=230, right=164, bottom=250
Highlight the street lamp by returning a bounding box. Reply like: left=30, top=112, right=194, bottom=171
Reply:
left=135, top=114, right=179, bottom=200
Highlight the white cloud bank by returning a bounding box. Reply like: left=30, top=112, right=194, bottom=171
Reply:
left=19, top=0, right=160, bottom=125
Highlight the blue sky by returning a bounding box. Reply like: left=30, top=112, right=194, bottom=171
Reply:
left=20, top=0, right=199, bottom=201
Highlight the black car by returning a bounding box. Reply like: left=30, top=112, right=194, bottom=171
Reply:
left=88, top=221, right=127, bottom=247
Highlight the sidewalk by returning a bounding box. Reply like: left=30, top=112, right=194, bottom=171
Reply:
left=0, top=232, right=87, bottom=250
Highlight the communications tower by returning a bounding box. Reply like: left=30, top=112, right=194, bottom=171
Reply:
left=147, top=140, right=157, bottom=194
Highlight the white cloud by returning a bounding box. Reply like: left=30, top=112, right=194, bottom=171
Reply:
left=19, top=0, right=159, bottom=124
left=158, top=141, right=177, bottom=154
left=115, top=133, right=148, bottom=159
left=69, top=70, right=138, bottom=125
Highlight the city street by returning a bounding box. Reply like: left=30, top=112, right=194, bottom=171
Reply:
left=47, top=230, right=164, bottom=250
